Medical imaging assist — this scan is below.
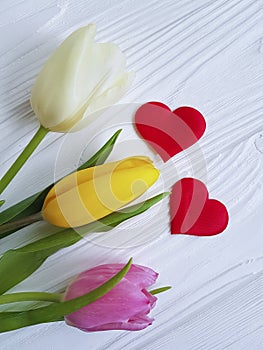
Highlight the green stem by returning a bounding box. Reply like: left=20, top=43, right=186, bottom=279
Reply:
left=0, top=125, right=49, bottom=194
left=0, top=212, right=43, bottom=238
left=0, top=292, right=62, bottom=305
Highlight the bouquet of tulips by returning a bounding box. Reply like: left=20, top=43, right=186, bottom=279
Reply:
left=0, top=25, right=170, bottom=333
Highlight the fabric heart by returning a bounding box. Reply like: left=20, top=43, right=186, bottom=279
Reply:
left=134, top=102, right=206, bottom=162
left=170, top=178, right=229, bottom=236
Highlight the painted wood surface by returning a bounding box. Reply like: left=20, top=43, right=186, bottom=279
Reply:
left=0, top=0, right=262, bottom=349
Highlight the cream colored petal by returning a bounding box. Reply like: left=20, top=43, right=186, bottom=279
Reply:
left=53, top=70, right=134, bottom=132
left=31, top=24, right=133, bottom=132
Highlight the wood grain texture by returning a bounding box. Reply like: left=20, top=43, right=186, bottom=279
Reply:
left=0, top=0, right=263, bottom=349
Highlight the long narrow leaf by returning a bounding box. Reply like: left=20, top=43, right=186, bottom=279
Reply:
left=0, top=193, right=169, bottom=294
left=0, top=191, right=49, bottom=227
left=0, top=259, right=132, bottom=333
left=0, top=129, right=122, bottom=229
left=77, top=129, right=121, bottom=171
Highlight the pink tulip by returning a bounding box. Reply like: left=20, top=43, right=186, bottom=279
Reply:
left=63, top=263, right=158, bottom=331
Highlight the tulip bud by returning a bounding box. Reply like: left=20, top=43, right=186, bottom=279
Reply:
left=63, top=263, right=158, bottom=331
left=42, top=156, right=159, bottom=228
left=30, top=24, right=134, bottom=132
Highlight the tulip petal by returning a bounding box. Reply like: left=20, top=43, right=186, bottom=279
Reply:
left=31, top=24, right=134, bottom=132
left=142, top=289, right=157, bottom=308
left=65, top=279, right=152, bottom=329
left=75, top=313, right=154, bottom=331
left=71, top=71, right=135, bottom=132
left=42, top=157, right=159, bottom=227
left=64, top=263, right=158, bottom=332
left=78, top=264, right=158, bottom=290
left=43, top=156, right=152, bottom=204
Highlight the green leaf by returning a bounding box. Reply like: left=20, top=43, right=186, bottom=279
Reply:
left=0, top=130, right=122, bottom=232
left=0, top=231, right=81, bottom=295
left=149, top=286, right=172, bottom=295
left=0, top=191, right=49, bottom=226
left=82, top=192, right=170, bottom=233
left=0, top=200, right=5, bottom=208
left=78, top=129, right=122, bottom=171
left=0, top=292, right=61, bottom=305
left=0, top=259, right=132, bottom=333
left=0, top=192, right=169, bottom=294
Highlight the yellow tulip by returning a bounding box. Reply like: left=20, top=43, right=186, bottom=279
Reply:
left=30, top=24, right=134, bottom=132
left=42, top=157, right=159, bottom=228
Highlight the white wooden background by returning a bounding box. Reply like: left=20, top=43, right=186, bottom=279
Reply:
left=0, top=0, right=263, bottom=349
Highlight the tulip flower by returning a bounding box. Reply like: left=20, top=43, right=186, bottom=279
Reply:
left=0, top=259, right=170, bottom=333
left=31, top=24, right=134, bottom=132
left=0, top=259, right=134, bottom=332
left=63, top=263, right=158, bottom=331
left=42, top=156, right=159, bottom=228
left=0, top=24, right=133, bottom=194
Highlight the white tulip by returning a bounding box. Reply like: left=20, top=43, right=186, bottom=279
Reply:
left=30, top=24, right=134, bottom=132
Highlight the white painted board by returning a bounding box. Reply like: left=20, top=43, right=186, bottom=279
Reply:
left=0, top=0, right=263, bottom=349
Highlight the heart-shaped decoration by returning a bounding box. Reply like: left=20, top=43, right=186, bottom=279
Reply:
left=170, top=178, right=229, bottom=236
left=134, top=102, right=206, bottom=161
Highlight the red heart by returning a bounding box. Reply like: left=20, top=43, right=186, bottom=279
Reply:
left=134, top=102, right=206, bottom=161
left=170, top=178, right=229, bottom=236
